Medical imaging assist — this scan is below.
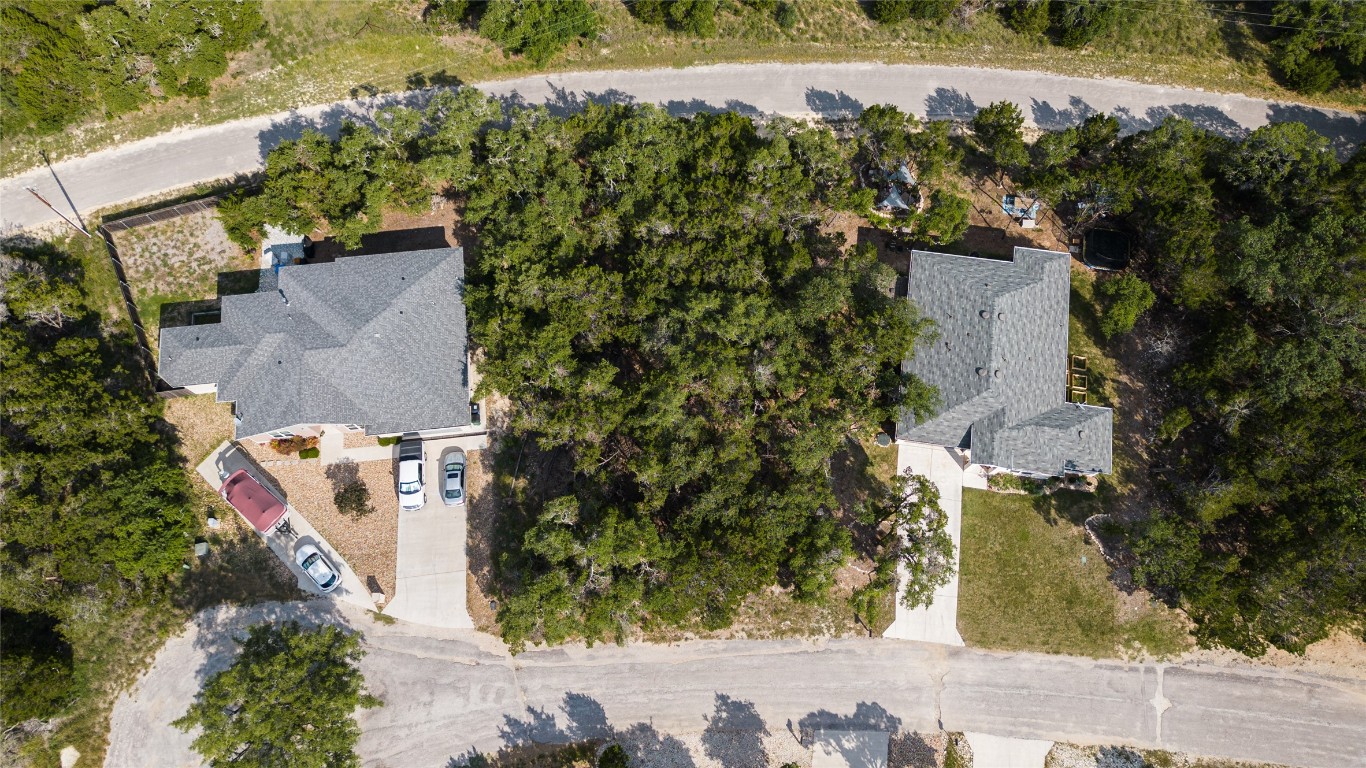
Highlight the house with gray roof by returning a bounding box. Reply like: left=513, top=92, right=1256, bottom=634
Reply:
left=896, top=246, right=1112, bottom=477
left=158, top=247, right=473, bottom=443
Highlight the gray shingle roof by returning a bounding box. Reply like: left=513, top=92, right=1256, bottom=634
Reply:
left=896, top=247, right=1113, bottom=476
left=159, top=248, right=470, bottom=438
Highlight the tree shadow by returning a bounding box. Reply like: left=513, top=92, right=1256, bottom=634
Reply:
left=406, top=69, right=464, bottom=91
left=1266, top=102, right=1366, bottom=158
left=805, top=87, right=863, bottom=119
left=541, top=83, right=640, bottom=117
left=924, top=88, right=978, bottom=121
left=663, top=98, right=763, bottom=118
left=702, top=693, right=769, bottom=768
left=308, top=225, right=453, bottom=261
left=325, top=458, right=361, bottom=493
left=186, top=601, right=349, bottom=688
left=1029, top=95, right=1098, bottom=131
left=796, top=700, right=901, bottom=737
left=829, top=436, right=885, bottom=559
left=462, top=691, right=696, bottom=767
left=157, top=268, right=263, bottom=332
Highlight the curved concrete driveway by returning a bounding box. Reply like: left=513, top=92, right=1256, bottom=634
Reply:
left=106, top=601, right=1366, bottom=768
left=6, top=63, right=1365, bottom=232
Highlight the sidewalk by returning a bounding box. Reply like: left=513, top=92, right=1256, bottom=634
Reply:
left=196, top=441, right=376, bottom=612
left=883, top=442, right=965, bottom=646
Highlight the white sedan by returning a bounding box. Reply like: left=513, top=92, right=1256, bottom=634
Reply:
left=441, top=448, right=466, bottom=507
left=295, top=543, right=340, bottom=593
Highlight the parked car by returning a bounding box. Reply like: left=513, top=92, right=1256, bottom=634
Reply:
left=441, top=448, right=466, bottom=507
left=295, top=543, right=339, bottom=593
left=219, top=469, right=288, bottom=533
left=397, top=439, right=425, bottom=511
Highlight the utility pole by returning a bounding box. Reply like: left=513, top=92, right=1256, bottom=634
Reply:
left=24, top=186, right=91, bottom=237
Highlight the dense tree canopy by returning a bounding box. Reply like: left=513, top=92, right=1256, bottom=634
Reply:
left=0, top=0, right=263, bottom=136
left=477, top=0, right=596, bottom=65
left=174, top=622, right=378, bottom=767
left=1, top=243, right=194, bottom=613
left=1004, top=113, right=1366, bottom=655
left=1267, top=0, right=1366, bottom=94
left=463, top=103, right=936, bottom=648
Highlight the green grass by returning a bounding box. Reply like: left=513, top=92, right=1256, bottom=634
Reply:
left=957, top=488, right=1191, bottom=658
left=6, top=0, right=1360, bottom=178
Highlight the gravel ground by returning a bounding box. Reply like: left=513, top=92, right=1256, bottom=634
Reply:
left=240, top=439, right=399, bottom=600
left=113, top=208, right=248, bottom=301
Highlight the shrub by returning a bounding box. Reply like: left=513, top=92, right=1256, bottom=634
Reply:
left=775, top=1, right=798, bottom=30
left=1098, top=272, right=1157, bottom=339
left=269, top=435, right=319, bottom=454
left=334, top=481, right=373, bottom=518
left=1157, top=406, right=1192, bottom=442
left=598, top=744, right=630, bottom=768
left=377, top=435, right=400, bottom=446
left=298, top=447, right=320, bottom=459
left=0, top=610, right=75, bottom=725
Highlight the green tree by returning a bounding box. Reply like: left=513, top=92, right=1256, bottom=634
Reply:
left=628, top=0, right=719, bottom=36
left=918, top=189, right=970, bottom=244
left=0, top=610, right=74, bottom=725
left=1, top=242, right=194, bottom=601
left=1269, top=0, right=1366, bottom=94
left=1220, top=122, right=1339, bottom=212
left=1001, top=0, right=1050, bottom=34
left=971, top=100, right=1029, bottom=176
left=598, top=744, right=631, bottom=768
left=1097, top=272, right=1156, bottom=338
left=174, top=622, right=379, bottom=767
left=858, top=469, right=955, bottom=610
left=1051, top=0, right=1130, bottom=49
left=478, top=0, right=596, bottom=65
left=464, top=103, right=934, bottom=649
left=867, top=0, right=962, bottom=24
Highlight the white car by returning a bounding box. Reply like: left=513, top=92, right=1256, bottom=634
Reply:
left=397, top=439, right=425, bottom=511
left=295, top=543, right=339, bottom=593
left=441, top=448, right=466, bottom=507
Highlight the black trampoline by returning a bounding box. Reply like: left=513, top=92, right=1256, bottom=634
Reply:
left=1082, top=228, right=1132, bottom=270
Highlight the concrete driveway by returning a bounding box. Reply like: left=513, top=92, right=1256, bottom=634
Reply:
left=382, top=434, right=486, bottom=629
left=883, top=442, right=965, bottom=646
left=195, top=442, right=373, bottom=611
left=7, top=63, right=1366, bottom=232
left=106, top=600, right=1366, bottom=768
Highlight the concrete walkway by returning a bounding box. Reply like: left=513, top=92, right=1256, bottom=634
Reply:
left=196, top=441, right=374, bottom=611
left=964, top=732, right=1055, bottom=768
left=883, top=442, right=965, bottom=646
left=382, top=433, right=487, bottom=629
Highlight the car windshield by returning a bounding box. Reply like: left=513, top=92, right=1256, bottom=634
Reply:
left=445, top=487, right=463, bottom=500
left=301, top=552, right=319, bottom=569
left=399, top=480, right=421, bottom=494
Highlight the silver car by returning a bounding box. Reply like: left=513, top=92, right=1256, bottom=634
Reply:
left=397, top=439, right=425, bottom=511
left=441, top=448, right=466, bottom=507
left=295, top=543, right=339, bottom=593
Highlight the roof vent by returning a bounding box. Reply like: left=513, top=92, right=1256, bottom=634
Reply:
left=1078, top=429, right=1084, bottom=438
left=944, top=341, right=952, bottom=351
left=997, top=312, right=1005, bottom=320
left=994, top=369, right=1002, bottom=378
left=976, top=367, right=986, bottom=376
left=979, top=309, right=990, bottom=319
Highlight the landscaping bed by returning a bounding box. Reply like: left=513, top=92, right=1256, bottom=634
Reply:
left=239, top=440, right=400, bottom=601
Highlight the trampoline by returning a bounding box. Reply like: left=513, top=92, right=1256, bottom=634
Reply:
left=1082, top=228, right=1132, bottom=270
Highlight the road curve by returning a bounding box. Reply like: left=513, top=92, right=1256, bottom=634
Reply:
left=106, top=601, right=1366, bottom=768
left=5, top=63, right=1365, bottom=233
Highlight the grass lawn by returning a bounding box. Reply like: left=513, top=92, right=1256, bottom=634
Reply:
left=957, top=488, right=1191, bottom=658
left=6, top=0, right=1360, bottom=177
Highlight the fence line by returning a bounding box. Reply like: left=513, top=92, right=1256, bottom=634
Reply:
left=101, top=195, right=221, bottom=232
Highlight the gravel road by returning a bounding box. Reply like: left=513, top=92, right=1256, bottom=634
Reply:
left=6, top=63, right=1365, bottom=233
left=105, top=601, right=1366, bottom=768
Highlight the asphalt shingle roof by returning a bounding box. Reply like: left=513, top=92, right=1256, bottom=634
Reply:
left=896, top=247, right=1113, bottom=476
left=159, top=248, right=470, bottom=438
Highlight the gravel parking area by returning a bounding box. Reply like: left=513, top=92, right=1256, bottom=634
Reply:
left=239, top=440, right=399, bottom=601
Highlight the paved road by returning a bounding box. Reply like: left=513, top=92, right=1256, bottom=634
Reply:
left=6, top=63, right=1365, bottom=233
left=105, top=601, right=1366, bottom=768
